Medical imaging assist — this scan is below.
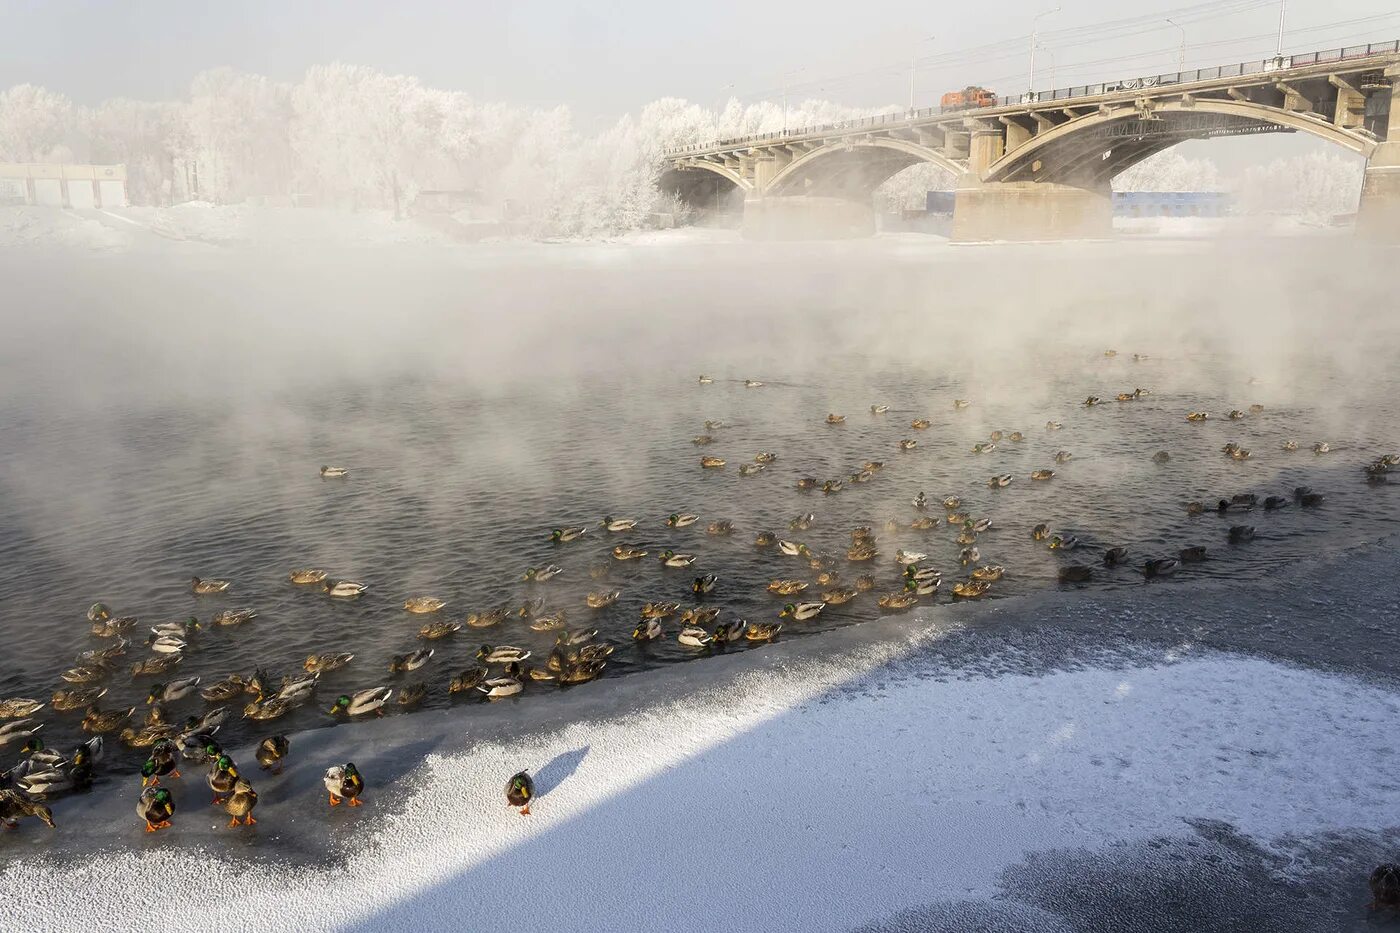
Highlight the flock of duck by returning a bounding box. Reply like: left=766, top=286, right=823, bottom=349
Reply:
left=1, top=352, right=1394, bottom=846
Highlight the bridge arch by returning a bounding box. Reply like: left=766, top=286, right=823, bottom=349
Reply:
left=985, top=98, right=1378, bottom=184
left=658, top=164, right=750, bottom=215
left=765, top=136, right=965, bottom=198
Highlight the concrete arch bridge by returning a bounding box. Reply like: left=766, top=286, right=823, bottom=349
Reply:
left=660, top=41, right=1400, bottom=241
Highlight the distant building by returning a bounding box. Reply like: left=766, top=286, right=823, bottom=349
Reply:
left=0, top=164, right=129, bottom=208
left=1112, top=192, right=1230, bottom=218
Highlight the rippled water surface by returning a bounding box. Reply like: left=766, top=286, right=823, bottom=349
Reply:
left=2, top=236, right=1398, bottom=768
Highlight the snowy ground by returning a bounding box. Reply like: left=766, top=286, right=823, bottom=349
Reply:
left=5, top=536, right=1400, bottom=932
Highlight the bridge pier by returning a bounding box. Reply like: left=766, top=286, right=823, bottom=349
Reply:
left=1357, top=66, right=1400, bottom=241
left=951, top=176, right=1113, bottom=243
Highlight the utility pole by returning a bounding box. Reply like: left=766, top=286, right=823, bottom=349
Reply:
left=1275, top=0, right=1287, bottom=58
left=1166, top=18, right=1186, bottom=70
left=1029, top=6, right=1061, bottom=100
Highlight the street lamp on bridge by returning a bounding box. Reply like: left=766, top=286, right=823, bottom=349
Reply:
left=1028, top=5, right=1061, bottom=101
left=1165, top=18, right=1187, bottom=70
left=781, top=68, right=805, bottom=133
left=909, top=34, right=936, bottom=113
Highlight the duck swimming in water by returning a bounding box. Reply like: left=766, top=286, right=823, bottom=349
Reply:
left=404, top=597, right=447, bottom=614
left=320, top=466, right=349, bottom=478
left=780, top=602, right=825, bottom=621
left=289, top=569, right=328, bottom=585
left=899, top=439, right=918, bottom=451
left=989, top=474, right=1013, bottom=488
left=611, top=545, right=648, bottom=561
left=700, top=457, right=726, bottom=469
left=952, top=580, right=991, bottom=598
left=1152, top=451, right=1170, bottom=464
left=827, top=413, right=846, bottom=424
left=586, top=590, right=621, bottom=609
left=707, top=520, right=733, bottom=536
left=1228, top=525, right=1255, bottom=543
left=739, top=462, right=766, bottom=476
left=328, top=687, right=393, bottom=717
left=190, top=576, right=230, bottom=595
left=388, top=649, right=434, bottom=673
left=871, top=405, right=889, bottom=414
left=1179, top=546, right=1207, bottom=562
left=659, top=550, right=696, bottom=568
left=911, top=419, right=932, bottom=430
left=1103, top=547, right=1128, bottom=566
left=1030, top=469, right=1054, bottom=481
left=1145, top=557, right=1179, bottom=577
left=550, top=526, right=588, bottom=542
left=324, top=580, right=367, bottom=598
left=1186, top=412, right=1209, bottom=422
left=692, top=574, right=718, bottom=595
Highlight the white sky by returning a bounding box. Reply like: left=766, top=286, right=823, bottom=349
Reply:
left=2, top=0, right=1397, bottom=131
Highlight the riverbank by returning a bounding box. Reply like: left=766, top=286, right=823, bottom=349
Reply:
left=4, top=531, right=1399, bottom=932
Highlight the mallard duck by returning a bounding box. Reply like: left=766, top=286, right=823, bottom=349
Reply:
left=300, top=653, right=353, bottom=677
left=1370, top=864, right=1400, bottom=911
left=586, top=590, right=620, bottom=609
left=712, top=620, right=747, bottom=644
left=1312, top=442, right=1332, bottom=454
left=0, top=698, right=44, bottom=719
left=404, top=596, right=447, bottom=614
left=739, top=462, right=766, bottom=476
left=121, top=723, right=177, bottom=748
left=734, top=622, right=777, bottom=643
left=146, top=677, right=200, bottom=706
left=1083, top=396, right=1101, bottom=407
left=953, top=399, right=970, bottom=410
left=822, top=480, right=844, bottom=494
left=895, top=549, right=927, bottom=566
left=150, top=617, right=200, bottom=638
left=289, top=568, right=328, bottom=584
left=692, top=434, right=715, bottom=446
left=1228, top=525, right=1255, bottom=543
left=1030, top=523, right=1051, bottom=541
left=659, top=550, right=697, bottom=568
left=1053, top=450, right=1074, bottom=464
left=904, top=575, right=940, bottom=595
left=61, top=664, right=109, bottom=685
left=140, top=740, right=180, bottom=786
left=1030, top=469, right=1054, bottom=481
left=744, top=379, right=764, bottom=388
left=554, top=627, right=596, bottom=648
left=1103, top=547, right=1129, bottom=566
left=1186, top=411, right=1209, bottom=422
left=633, top=618, right=662, bottom=641
left=905, top=564, right=940, bottom=582
left=558, top=660, right=606, bottom=685
left=397, top=682, right=428, bottom=708
left=324, top=762, right=364, bottom=806
left=254, top=735, right=289, bottom=774
left=700, top=457, right=726, bottom=469
left=1046, top=420, right=1063, bottom=431
left=242, top=697, right=294, bottom=721
left=640, top=602, right=679, bottom=620
left=899, top=439, right=918, bottom=451
left=91, top=616, right=139, bottom=638
left=522, top=665, right=558, bottom=683
left=704, top=420, right=730, bottom=430
left=0, top=789, right=55, bottom=830
left=220, top=777, right=258, bottom=828
left=81, top=706, right=133, bottom=735
left=52, top=686, right=106, bottom=711
left=138, top=785, right=174, bottom=832
left=692, top=574, right=718, bottom=595
left=17, top=751, right=92, bottom=798
left=755, top=531, right=777, bottom=547
left=678, top=626, right=713, bottom=647
left=768, top=579, right=808, bottom=596
left=478, top=645, right=531, bottom=664
left=323, top=580, right=367, bottom=598
left=477, top=675, right=523, bottom=698
left=818, top=587, right=856, bottom=605
left=707, top=520, right=734, bottom=536
left=1115, top=392, right=1135, bottom=403
left=1048, top=534, right=1077, bottom=551
left=958, top=546, right=981, bottom=566
left=148, top=634, right=187, bottom=655
left=871, top=405, right=890, bottom=414
left=466, top=608, right=511, bottom=628
left=827, top=413, right=846, bottom=424
left=1280, top=440, right=1298, bottom=451
left=910, top=516, right=937, bottom=530
left=1225, top=409, right=1244, bottom=420
left=190, top=576, right=231, bottom=595
left=207, top=753, right=240, bottom=804
left=602, top=516, right=639, bottom=532
left=506, top=770, right=534, bottom=815
left=972, top=442, right=996, bottom=454
left=217, top=607, right=262, bottom=628
left=666, top=512, right=701, bottom=529
left=777, top=540, right=808, bottom=557
left=320, top=465, right=349, bottom=478
left=550, top=526, right=588, bottom=543
left=971, top=565, right=1004, bottom=582
left=1104, top=349, right=1118, bottom=357
left=1179, top=546, right=1207, bottom=563
left=388, top=649, right=434, bottom=673
left=878, top=592, right=918, bottom=611
left=847, top=544, right=877, bottom=562
left=1144, top=558, right=1179, bottom=576
left=697, top=374, right=713, bottom=384
left=952, top=580, right=991, bottom=598
left=780, top=602, right=825, bottom=621
left=989, top=474, right=1013, bottom=488
left=864, top=461, right=885, bottom=472
left=448, top=666, right=489, bottom=694
left=1009, top=431, right=1025, bottom=442
left=680, top=607, right=720, bottom=626
left=328, top=687, right=393, bottom=717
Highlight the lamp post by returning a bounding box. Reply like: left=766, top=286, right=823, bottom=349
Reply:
left=1029, top=6, right=1062, bottom=100
left=781, top=68, right=804, bottom=133
left=1275, top=0, right=1287, bottom=58
left=1166, top=18, right=1186, bottom=70
left=909, top=34, right=936, bottom=113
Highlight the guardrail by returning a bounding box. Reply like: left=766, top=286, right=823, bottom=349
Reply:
left=663, top=39, right=1399, bottom=157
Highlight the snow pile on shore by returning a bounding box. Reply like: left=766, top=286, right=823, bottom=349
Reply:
left=5, top=640, right=1399, bottom=932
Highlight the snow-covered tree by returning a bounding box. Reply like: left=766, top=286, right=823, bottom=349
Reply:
left=0, top=84, right=81, bottom=162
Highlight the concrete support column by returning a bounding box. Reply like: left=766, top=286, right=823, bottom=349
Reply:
left=965, top=123, right=1005, bottom=175
left=952, top=176, right=1112, bottom=243
left=1357, top=65, right=1400, bottom=241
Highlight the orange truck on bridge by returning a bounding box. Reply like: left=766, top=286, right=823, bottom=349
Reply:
left=940, top=86, right=998, bottom=110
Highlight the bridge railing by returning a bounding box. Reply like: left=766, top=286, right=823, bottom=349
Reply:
left=663, top=39, right=1399, bottom=157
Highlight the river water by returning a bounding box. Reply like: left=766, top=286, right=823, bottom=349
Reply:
left=1, top=232, right=1397, bottom=770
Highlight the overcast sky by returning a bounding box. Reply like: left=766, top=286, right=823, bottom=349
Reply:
left=3, top=0, right=1398, bottom=128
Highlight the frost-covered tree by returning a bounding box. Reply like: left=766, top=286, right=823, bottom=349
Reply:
left=1234, top=151, right=1365, bottom=218
left=1113, top=150, right=1222, bottom=192
left=182, top=69, right=293, bottom=202
left=0, top=84, right=81, bottom=162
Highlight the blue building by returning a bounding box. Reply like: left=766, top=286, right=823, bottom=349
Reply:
left=925, top=190, right=1230, bottom=218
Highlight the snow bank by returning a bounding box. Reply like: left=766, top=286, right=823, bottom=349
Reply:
left=5, top=640, right=1399, bottom=932
left=0, top=206, right=130, bottom=250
